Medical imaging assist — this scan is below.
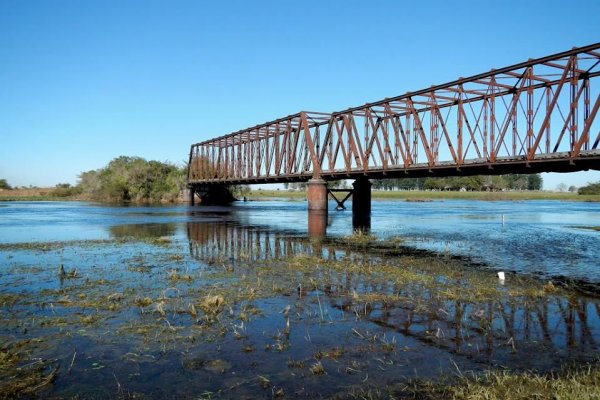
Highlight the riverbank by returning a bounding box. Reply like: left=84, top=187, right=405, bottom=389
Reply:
left=249, top=189, right=600, bottom=202
left=3, top=187, right=598, bottom=203
left=0, top=188, right=66, bottom=201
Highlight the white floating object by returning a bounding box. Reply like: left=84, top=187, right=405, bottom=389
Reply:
left=497, top=271, right=506, bottom=281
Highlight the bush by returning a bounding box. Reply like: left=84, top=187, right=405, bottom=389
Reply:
left=578, top=181, right=600, bottom=195
left=77, top=156, right=186, bottom=203
left=50, top=183, right=82, bottom=198
left=0, top=179, right=12, bottom=190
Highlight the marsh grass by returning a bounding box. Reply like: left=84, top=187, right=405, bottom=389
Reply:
left=0, top=231, right=597, bottom=398
left=575, top=226, right=600, bottom=232
left=247, top=189, right=600, bottom=202
left=403, top=363, right=600, bottom=400
left=0, top=340, right=59, bottom=398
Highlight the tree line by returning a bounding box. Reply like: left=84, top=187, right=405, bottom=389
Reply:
left=371, top=174, right=544, bottom=191
left=77, top=156, right=186, bottom=202
left=3, top=161, right=600, bottom=201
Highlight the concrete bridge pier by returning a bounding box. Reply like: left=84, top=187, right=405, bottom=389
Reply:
left=307, top=178, right=328, bottom=238
left=352, top=178, right=371, bottom=232
left=187, top=184, right=236, bottom=205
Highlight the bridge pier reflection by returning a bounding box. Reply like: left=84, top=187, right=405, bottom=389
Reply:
left=351, top=178, right=371, bottom=232
left=307, top=210, right=327, bottom=238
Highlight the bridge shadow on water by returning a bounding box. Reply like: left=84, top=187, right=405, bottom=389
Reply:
left=187, top=220, right=600, bottom=373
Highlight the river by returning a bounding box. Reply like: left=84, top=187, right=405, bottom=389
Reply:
left=2, top=199, right=599, bottom=281
left=0, top=199, right=599, bottom=398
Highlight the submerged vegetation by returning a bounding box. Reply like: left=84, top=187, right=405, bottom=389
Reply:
left=1, top=223, right=600, bottom=398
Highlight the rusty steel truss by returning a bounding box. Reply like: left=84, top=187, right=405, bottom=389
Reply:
left=188, top=43, right=600, bottom=185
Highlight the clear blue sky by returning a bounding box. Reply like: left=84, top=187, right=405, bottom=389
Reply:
left=1, top=0, right=599, bottom=190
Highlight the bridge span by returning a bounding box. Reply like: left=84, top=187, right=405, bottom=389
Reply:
left=188, top=43, right=600, bottom=232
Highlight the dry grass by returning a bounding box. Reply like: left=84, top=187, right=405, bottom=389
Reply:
left=404, top=363, right=600, bottom=400
left=247, top=189, right=599, bottom=202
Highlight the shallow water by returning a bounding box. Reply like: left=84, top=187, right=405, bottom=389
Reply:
left=2, top=199, right=598, bottom=280
left=1, top=200, right=599, bottom=398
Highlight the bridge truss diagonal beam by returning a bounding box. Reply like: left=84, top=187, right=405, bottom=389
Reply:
left=188, top=43, right=600, bottom=185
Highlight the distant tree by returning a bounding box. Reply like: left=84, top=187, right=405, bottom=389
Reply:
left=51, top=183, right=82, bottom=197
left=527, top=174, right=543, bottom=190
left=506, top=174, right=528, bottom=190
left=578, top=181, right=600, bottom=195
left=423, top=177, right=445, bottom=190
left=454, top=176, right=483, bottom=191
left=328, top=180, right=346, bottom=189
left=0, top=179, right=12, bottom=190
left=230, top=185, right=250, bottom=198
left=289, top=182, right=307, bottom=190
left=556, top=183, right=568, bottom=192
left=568, top=185, right=578, bottom=193
left=371, top=179, right=393, bottom=190
left=489, top=176, right=508, bottom=191
left=396, top=178, right=424, bottom=190
left=77, top=156, right=185, bottom=202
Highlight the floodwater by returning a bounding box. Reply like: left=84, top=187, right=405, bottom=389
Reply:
left=0, top=199, right=599, bottom=398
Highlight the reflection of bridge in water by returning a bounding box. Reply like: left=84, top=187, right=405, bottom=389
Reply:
left=186, top=221, right=600, bottom=366
left=187, top=221, right=340, bottom=262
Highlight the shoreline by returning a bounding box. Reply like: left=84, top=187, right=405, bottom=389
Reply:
left=248, top=189, right=599, bottom=202
left=1, top=188, right=598, bottom=203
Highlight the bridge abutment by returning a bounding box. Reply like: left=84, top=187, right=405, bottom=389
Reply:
left=352, top=178, right=371, bottom=231
left=187, top=185, right=236, bottom=205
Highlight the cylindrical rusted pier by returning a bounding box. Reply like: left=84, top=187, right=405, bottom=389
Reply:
left=308, top=210, right=327, bottom=238
left=307, top=178, right=328, bottom=212
left=307, top=178, right=328, bottom=237
left=352, top=178, right=371, bottom=231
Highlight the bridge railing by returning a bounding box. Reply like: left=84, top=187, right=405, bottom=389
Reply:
left=189, top=43, right=600, bottom=184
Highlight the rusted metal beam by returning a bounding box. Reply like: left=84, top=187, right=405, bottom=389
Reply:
left=188, top=43, right=600, bottom=186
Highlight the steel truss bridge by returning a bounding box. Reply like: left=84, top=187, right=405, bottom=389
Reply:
left=188, top=43, right=600, bottom=185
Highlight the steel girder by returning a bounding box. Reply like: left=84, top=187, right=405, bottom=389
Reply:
left=188, top=43, right=600, bottom=185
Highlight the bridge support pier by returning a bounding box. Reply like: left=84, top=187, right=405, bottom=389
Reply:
left=187, top=184, right=235, bottom=205
left=189, top=188, right=196, bottom=205
left=307, top=178, right=328, bottom=213
left=307, top=178, right=328, bottom=238
left=352, top=178, right=371, bottom=232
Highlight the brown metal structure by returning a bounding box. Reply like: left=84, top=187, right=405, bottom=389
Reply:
left=188, top=43, right=600, bottom=186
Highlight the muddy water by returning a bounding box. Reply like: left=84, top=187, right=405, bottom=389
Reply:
left=0, top=200, right=599, bottom=398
